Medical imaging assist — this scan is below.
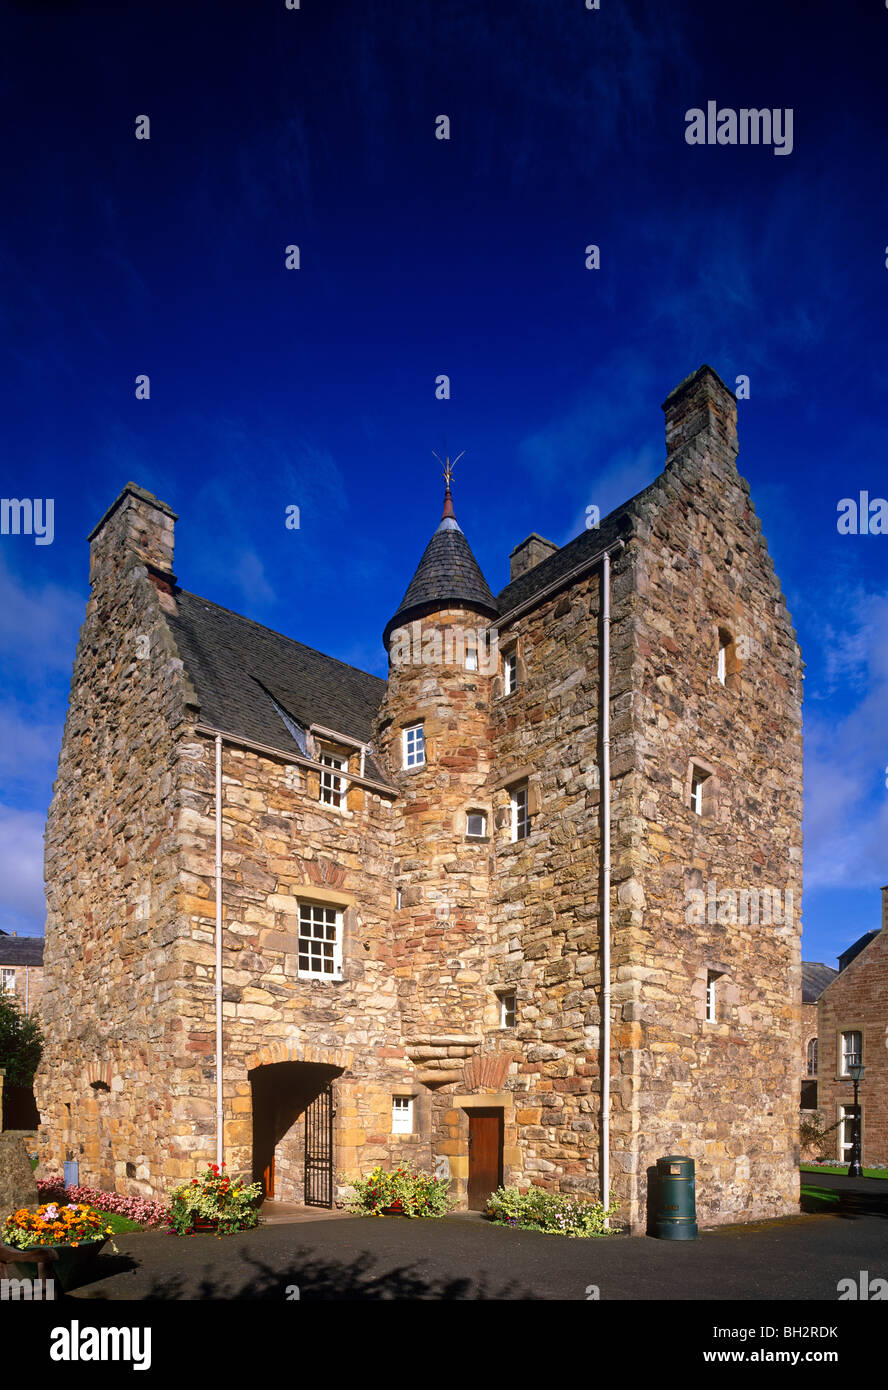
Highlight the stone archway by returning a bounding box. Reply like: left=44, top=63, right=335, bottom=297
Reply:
left=248, top=1058, right=346, bottom=1206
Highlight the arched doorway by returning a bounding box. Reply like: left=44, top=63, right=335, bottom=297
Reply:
left=249, top=1061, right=343, bottom=1207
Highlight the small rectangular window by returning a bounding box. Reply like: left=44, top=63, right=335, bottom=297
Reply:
left=319, top=752, right=346, bottom=807
left=403, top=724, right=425, bottom=768
left=297, top=902, right=342, bottom=979
left=504, top=651, right=518, bottom=695
left=1, top=968, right=15, bottom=994
left=840, top=1030, right=862, bottom=1075
left=690, top=767, right=708, bottom=816
left=499, top=991, right=517, bottom=1028
left=511, top=785, right=529, bottom=840
left=392, top=1096, right=413, bottom=1134
left=705, top=971, right=719, bottom=1023
left=466, top=811, right=487, bottom=838
left=396, top=888, right=403, bottom=910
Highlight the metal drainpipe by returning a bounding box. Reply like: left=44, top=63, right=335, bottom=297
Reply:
left=215, top=734, right=224, bottom=1169
left=601, top=551, right=612, bottom=1226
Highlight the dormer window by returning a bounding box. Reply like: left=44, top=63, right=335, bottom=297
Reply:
left=403, top=724, right=425, bottom=768
left=320, top=751, right=346, bottom=808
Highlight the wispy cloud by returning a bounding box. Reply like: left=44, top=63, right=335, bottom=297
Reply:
left=0, top=806, right=46, bottom=930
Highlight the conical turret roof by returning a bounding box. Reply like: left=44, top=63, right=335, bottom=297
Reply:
left=383, top=488, right=499, bottom=646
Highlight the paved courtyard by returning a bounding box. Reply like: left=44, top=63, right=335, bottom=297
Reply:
left=67, top=1174, right=887, bottom=1302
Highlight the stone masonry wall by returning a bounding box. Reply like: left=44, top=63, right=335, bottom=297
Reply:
left=617, top=368, right=804, bottom=1229
left=818, top=930, right=887, bottom=1164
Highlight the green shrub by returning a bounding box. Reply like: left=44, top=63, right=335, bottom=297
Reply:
left=486, top=1184, right=618, bottom=1237
left=345, top=1163, right=455, bottom=1218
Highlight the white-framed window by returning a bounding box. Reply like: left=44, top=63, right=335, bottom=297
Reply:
left=690, top=765, right=709, bottom=816
left=319, top=752, right=346, bottom=808
left=840, top=1030, right=862, bottom=1076
left=465, top=648, right=478, bottom=672
left=403, top=724, right=425, bottom=768
left=1, top=968, right=15, bottom=994
left=466, top=810, right=487, bottom=838
left=392, top=1096, right=413, bottom=1134
left=499, top=991, right=517, bottom=1028
left=504, top=651, right=518, bottom=695
left=511, top=784, right=529, bottom=840
left=297, top=902, right=343, bottom=979
left=396, top=888, right=403, bottom=910
left=705, top=971, right=720, bottom=1023
left=839, top=1104, right=860, bottom=1160
left=806, top=1038, right=818, bottom=1077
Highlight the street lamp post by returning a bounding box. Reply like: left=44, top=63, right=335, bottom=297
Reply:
left=847, top=1062, right=865, bottom=1179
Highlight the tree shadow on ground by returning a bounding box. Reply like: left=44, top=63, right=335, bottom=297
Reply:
left=801, top=1184, right=888, bottom=1220
left=77, top=1242, right=539, bottom=1300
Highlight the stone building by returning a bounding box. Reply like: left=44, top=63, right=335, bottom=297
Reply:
left=800, top=961, right=837, bottom=1111
left=816, top=889, right=888, bottom=1166
left=0, top=933, right=44, bottom=1016
left=37, top=365, right=804, bottom=1231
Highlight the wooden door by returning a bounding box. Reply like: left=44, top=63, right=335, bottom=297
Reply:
left=262, top=1155, right=275, bottom=1199
left=467, top=1109, right=503, bottom=1210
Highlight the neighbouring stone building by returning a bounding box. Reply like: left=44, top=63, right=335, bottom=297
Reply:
left=800, top=961, right=837, bottom=1112
left=37, top=365, right=804, bottom=1231
left=816, top=888, right=888, bottom=1165
left=0, top=932, right=44, bottom=1016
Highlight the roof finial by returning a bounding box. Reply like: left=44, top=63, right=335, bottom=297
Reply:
left=432, top=443, right=464, bottom=520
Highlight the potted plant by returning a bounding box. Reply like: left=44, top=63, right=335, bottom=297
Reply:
left=166, top=1163, right=263, bottom=1236
left=1, top=1201, right=115, bottom=1289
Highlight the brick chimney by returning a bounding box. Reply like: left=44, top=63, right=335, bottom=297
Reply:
left=86, top=483, right=177, bottom=602
left=509, top=533, right=558, bottom=582
left=662, top=365, right=738, bottom=481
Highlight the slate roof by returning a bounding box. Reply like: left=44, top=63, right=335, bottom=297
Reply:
left=383, top=514, right=499, bottom=645
left=166, top=591, right=388, bottom=781
left=0, top=936, right=44, bottom=967
left=495, top=480, right=658, bottom=615
left=837, top=929, right=880, bottom=974
left=802, top=961, right=838, bottom=1003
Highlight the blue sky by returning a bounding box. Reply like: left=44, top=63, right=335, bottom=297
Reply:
left=1, top=0, right=886, bottom=967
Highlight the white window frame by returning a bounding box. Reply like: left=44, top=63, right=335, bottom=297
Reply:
left=717, top=643, right=726, bottom=685
left=690, top=766, right=708, bottom=816
left=403, top=724, right=425, bottom=768
left=840, top=1030, right=862, bottom=1076
left=705, top=971, right=719, bottom=1023
left=466, top=810, right=487, bottom=838
left=1, top=968, right=15, bottom=994
left=504, top=651, right=518, bottom=695
left=499, top=991, right=517, bottom=1028
left=297, top=901, right=343, bottom=980
left=511, top=784, right=529, bottom=840
left=392, top=1096, right=413, bottom=1134
left=319, top=751, right=347, bottom=808
left=839, top=1104, right=860, bottom=1161
left=806, top=1038, right=818, bottom=1077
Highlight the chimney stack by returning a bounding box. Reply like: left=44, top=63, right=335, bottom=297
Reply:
left=662, top=364, right=738, bottom=480
left=87, top=483, right=178, bottom=600
left=509, top=533, right=558, bottom=582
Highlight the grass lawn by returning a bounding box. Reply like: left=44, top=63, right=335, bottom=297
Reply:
left=800, top=1164, right=888, bottom=1180
left=95, top=1209, right=149, bottom=1234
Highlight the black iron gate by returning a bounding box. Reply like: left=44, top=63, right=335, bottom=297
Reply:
left=304, top=1082, right=335, bottom=1207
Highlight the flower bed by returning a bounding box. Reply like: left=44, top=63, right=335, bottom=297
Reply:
left=486, top=1185, right=618, bottom=1237
left=345, top=1164, right=455, bottom=1218
left=166, top=1164, right=263, bottom=1236
left=37, top=1176, right=168, bottom=1228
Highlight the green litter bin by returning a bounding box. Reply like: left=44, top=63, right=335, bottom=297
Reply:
left=654, top=1154, right=698, bottom=1239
